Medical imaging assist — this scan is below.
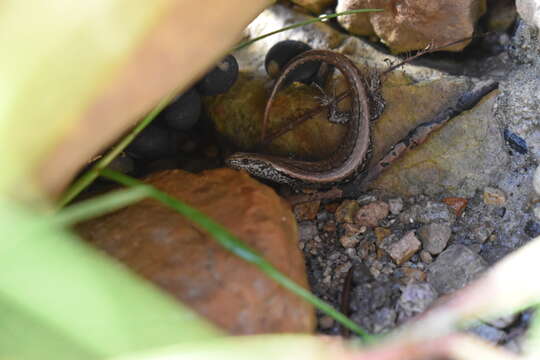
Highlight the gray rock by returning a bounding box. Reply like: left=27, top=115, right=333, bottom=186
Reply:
left=472, top=222, right=495, bottom=243
left=420, top=250, right=433, bottom=264
left=388, top=197, right=404, bottom=215
left=417, top=222, right=452, bottom=255
left=400, top=201, right=456, bottom=225
left=468, top=323, right=506, bottom=344
left=298, top=221, right=318, bottom=241
left=398, top=282, right=438, bottom=317
left=339, top=234, right=361, bottom=248
left=427, top=245, right=488, bottom=295
left=517, top=0, right=540, bottom=29
left=372, top=308, right=397, bottom=334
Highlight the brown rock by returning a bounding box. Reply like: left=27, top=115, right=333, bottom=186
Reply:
left=442, top=197, right=468, bottom=217
left=354, top=201, right=389, bottom=227
left=483, top=186, right=507, bottom=206
left=294, top=200, right=321, bottom=221
left=290, top=0, right=336, bottom=13
left=340, top=234, right=361, bottom=248
left=379, top=231, right=421, bottom=265
left=401, top=266, right=427, bottom=283
left=335, top=199, right=360, bottom=223
left=77, top=169, right=314, bottom=334
left=337, top=0, right=486, bottom=53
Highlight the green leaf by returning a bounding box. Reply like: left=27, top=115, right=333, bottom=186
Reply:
left=0, top=199, right=221, bottom=360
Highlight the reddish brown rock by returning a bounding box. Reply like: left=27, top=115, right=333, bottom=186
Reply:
left=337, top=0, right=486, bottom=53
left=442, top=197, right=468, bottom=217
left=77, top=168, right=314, bottom=334
left=354, top=201, right=389, bottom=227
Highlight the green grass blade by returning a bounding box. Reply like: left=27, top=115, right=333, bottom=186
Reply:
left=101, top=169, right=374, bottom=342
left=56, top=95, right=173, bottom=209
left=233, top=8, right=383, bottom=51
left=52, top=186, right=151, bottom=227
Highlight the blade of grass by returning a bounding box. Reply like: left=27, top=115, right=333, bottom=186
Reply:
left=51, top=186, right=151, bottom=227
left=56, top=95, right=173, bottom=209
left=233, top=8, right=384, bottom=51
left=100, top=168, right=374, bottom=342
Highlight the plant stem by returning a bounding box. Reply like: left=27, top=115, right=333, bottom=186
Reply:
left=233, top=8, right=383, bottom=51
left=52, top=186, right=151, bottom=226
left=56, top=95, right=173, bottom=209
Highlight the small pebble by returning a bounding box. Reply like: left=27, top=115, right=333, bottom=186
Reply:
left=355, top=201, right=390, bottom=227
left=388, top=198, right=404, bottom=215
left=298, top=222, right=318, bottom=241
left=398, top=282, right=437, bottom=316
left=442, top=197, right=468, bottom=217
left=374, top=227, right=392, bottom=245
left=379, top=231, right=421, bottom=265
left=340, top=234, right=361, bottom=248
left=322, top=220, right=337, bottom=233
left=342, top=223, right=366, bottom=235
left=417, top=222, right=452, bottom=255
left=399, top=201, right=455, bottom=225
left=420, top=250, right=433, bottom=264
left=483, top=186, right=507, bottom=206
left=293, top=200, right=320, bottom=221
left=524, top=220, right=540, bottom=238
left=472, top=222, right=494, bottom=243
left=400, top=266, right=427, bottom=283
left=335, top=200, right=359, bottom=223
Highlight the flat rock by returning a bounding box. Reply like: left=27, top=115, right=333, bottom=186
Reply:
left=371, top=91, right=508, bottom=197
left=77, top=168, right=314, bottom=334
left=427, top=244, right=488, bottom=295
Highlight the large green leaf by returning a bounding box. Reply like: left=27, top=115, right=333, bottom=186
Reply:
left=0, top=199, right=221, bottom=359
